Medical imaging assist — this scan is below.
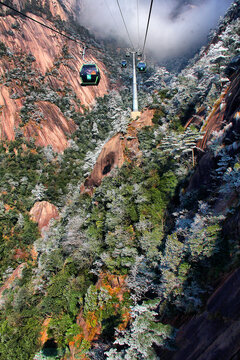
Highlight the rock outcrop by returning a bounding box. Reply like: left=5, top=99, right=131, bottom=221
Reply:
left=82, top=109, right=154, bottom=190
left=84, top=133, right=125, bottom=188
left=187, top=70, right=240, bottom=192
left=0, top=2, right=109, bottom=152
left=168, top=53, right=240, bottom=360
left=23, top=101, right=77, bottom=152
left=6, top=0, right=77, bottom=19
left=0, top=88, right=77, bottom=151
left=30, top=200, right=59, bottom=232
left=0, top=263, right=26, bottom=298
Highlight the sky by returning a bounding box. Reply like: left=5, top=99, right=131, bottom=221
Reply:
left=78, top=0, right=233, bottom=60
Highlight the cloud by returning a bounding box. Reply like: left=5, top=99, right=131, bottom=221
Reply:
left=77, top=0, right=233, bottom=59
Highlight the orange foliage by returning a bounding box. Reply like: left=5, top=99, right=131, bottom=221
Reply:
left=68, top=273, right=131, bottom=359
left=98, top=273, right=130, bottom=327
left=13, top=248, right=29, bottom=260
left=69, top=333, right=83, bottom=348
left=77, top=310, right=101, bottom=344
left=4, top=204, right=14, bottom=211
left=118, top=309, right=131, bottom=331
left=40, top=317, right=51, bottom=345
left=30, top=246, right=38, bottom=264
left=97, top=273, right=129, bottom=302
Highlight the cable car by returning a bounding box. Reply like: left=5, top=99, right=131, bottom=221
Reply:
left=80, top=63, right=100, bottom=86
left=137, top=50, right=142, bottom=58
left=137, top=61, right=147, bottom=73
left=126, top=51, right=130, bottom=57
left=121, top=60, right=127, bottom=68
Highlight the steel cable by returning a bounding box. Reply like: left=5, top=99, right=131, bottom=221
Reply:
left=0, top=1, right=84, bottom=46
left=137, top=0, right=140, bottom=50
left=142, top=0, right=154, bottom=55
left=115, top=0, right=135, bottom=50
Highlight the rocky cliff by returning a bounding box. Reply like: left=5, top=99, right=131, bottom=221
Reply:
left=187, top=69, right=240, bottom=193
left=82, top=109, right=154, bottom=190
left=158, top=9, right=240, bottom=359
left=30, top=200, right=59, bottom=232
left=1, top=1, right=240, bottom=360
left=0, top=0, right=109, bottom=152
left=161, top=268, right=240, bottom=360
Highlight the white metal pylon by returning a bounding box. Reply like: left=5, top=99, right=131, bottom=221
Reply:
left=132, top=51, right=138, bottom=112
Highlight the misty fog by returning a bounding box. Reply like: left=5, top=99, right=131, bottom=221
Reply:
left=77, top=0, right=233, bottom=60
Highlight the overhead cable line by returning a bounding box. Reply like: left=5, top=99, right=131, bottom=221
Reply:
left=115, top=0, right=135, bottom=50
left=142, top=0, right=154, bottom=55
left=136, top=0, right=140, bottom=49
left=104, top=0, right=118, bottom=26
left=0, top=1, right=84, bottom=47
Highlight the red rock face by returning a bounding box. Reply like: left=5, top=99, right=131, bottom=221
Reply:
left=29, top=201, right=59, bottom=232
left=0, top=86, right=19, bottom=141
left=12, top=0, right=71, bottom=20
left=190, top=72, right=240, bottom=151
left=186, top=71, right=240, bottom=192
left=0, top=263, right=26, bottom=298
left=8, top=0, right=78, bottom=22
left=84, top=133, right=124, bottom=188
left=184, top=106, right=206, bottom=130
left=83, top=109, right=154, bottom=191
left=0, top=14, right=109, bottom=102
left=198, top=91, right=228, bottom=150
left=23, top=101, right=77, bottom=152
left=0, top=6, right=109, bottom=152
left=0, top=87, right=77, bottom=151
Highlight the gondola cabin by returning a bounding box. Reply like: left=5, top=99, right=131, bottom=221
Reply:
left=121, top=60, right=127, bottom=68
left=137, top=50, right=142, bottom=59
left=80, top=63, right=100, bottom=86
left=137, top=61, right=147, bottom=73
left=126, top=51, right=130, bottom=57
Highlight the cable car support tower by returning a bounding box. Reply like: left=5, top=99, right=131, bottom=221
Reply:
left=115, top=0, right=154, bottom=118
left=130, top=0, right=154, bottom=119
left=131, top=51, right=141, bottom=119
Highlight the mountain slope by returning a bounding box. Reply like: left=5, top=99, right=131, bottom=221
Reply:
left=0, top=1, right=240, bottom=360
left=0, top=0, right=109, bottom=151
